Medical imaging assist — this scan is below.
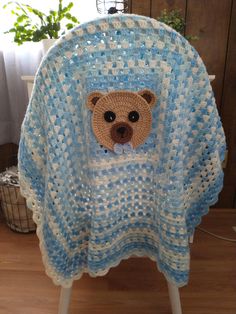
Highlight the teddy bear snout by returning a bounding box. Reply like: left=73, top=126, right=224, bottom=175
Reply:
left=111, top=122, right=133, bottom=144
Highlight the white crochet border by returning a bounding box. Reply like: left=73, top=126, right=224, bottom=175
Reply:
left=19, top=171, right=191, bottom=288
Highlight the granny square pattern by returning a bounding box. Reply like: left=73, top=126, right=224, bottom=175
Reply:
left=18, top=14, right=226, bottom=288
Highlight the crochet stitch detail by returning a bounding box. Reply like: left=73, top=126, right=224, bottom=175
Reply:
left=18, top=14, right=226, bottom=288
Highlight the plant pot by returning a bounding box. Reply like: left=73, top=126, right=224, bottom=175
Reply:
left=41, top=39, right=57, bottom=55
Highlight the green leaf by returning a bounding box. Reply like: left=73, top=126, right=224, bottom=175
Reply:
left=3, top=1, right=14, bottom=9
left=16, top=14, right=28, bottom=23
left=4, top=27, right=15, bottom=34
left=46, top=15, right=52, bottom=23
left=66, top=2, right=74, bottom=10
left=58, top=0, right=62, bottom=12
left=65, top=12, right=72, bottom=19
left=16, top=25, right=25, bottom=31
left=61, top=2, right=73, bottom=14
left=49, top=10, right=56, bottom=17
left=66, top=23, right=73, bottom=29
left=53, top=23, right=60, bottom=31
left=9, top=28, right=17, bottom=32
left=25, top=5, right=45, bottom=19
left=11, top=9, right=19, bottom=16
left=32, top=29, right=47, bottom=41
left=71, top=16, right=78, bottom=23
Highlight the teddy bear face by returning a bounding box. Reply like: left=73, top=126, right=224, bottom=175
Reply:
left=87, top=90, right=157, bottom=152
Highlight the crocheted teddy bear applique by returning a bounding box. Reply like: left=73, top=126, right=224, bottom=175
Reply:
left=87, top=89, right=157, bottom=153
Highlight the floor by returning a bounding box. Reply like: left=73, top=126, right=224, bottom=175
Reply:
left=0, top=208, right=235, bottom=314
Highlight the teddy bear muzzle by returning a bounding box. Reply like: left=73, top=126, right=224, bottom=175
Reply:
left=110, top=122, right=133, bottom=144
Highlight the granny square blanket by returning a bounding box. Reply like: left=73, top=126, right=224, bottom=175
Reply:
left=18, top=14, right=226, bottom=287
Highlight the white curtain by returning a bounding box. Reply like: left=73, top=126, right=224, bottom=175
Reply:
left=0, top=0, right=99, bottom=145
left=0, top=43, right=42, bottom=144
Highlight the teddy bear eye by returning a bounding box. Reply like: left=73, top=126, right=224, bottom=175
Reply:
left=128, top=111, right=139, bottom=122
left=104, top=111, right=116, bottom=122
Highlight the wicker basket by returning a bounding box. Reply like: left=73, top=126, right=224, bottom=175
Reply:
left=0, top=170, right=36, bottom=233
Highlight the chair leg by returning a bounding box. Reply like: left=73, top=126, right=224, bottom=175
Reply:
left=167, top=281, right=182, bottom=314
left=58, top=287, right=72, bottom=314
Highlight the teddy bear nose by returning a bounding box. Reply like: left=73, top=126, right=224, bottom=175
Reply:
left=117, top=126, right=126, bottom=135
left=111, top=122, right=133, bottom=144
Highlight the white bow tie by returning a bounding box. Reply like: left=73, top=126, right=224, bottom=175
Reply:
left=113, top=142, right=134, bottom=154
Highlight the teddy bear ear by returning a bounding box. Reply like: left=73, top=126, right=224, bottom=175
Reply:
left=87, top=92, right=104, bottom=111
left=138, top=89, right=157, bottom=108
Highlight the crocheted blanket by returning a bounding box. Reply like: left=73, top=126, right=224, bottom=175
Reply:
left=18, top=14, right=226, bottom=288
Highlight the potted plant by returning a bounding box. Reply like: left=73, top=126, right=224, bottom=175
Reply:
left=3, top=0, right=79, bottom=53
left=157, top=9, right=198, bottom=41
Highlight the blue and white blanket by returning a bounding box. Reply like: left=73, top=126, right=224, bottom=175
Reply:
left=18, top=14, right=226, bottom=287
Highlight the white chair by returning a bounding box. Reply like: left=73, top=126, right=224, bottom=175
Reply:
left=19, top=12, right=224, bottom=314
left=58, top=282, right=182, bottom=314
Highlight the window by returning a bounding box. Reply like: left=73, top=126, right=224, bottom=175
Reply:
left=0, top=0, right=100, bottom=44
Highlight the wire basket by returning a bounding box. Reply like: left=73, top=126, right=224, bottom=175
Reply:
left=96, top=0, right=129, bottom=14
left=0, top=165, right=36, bottom=233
